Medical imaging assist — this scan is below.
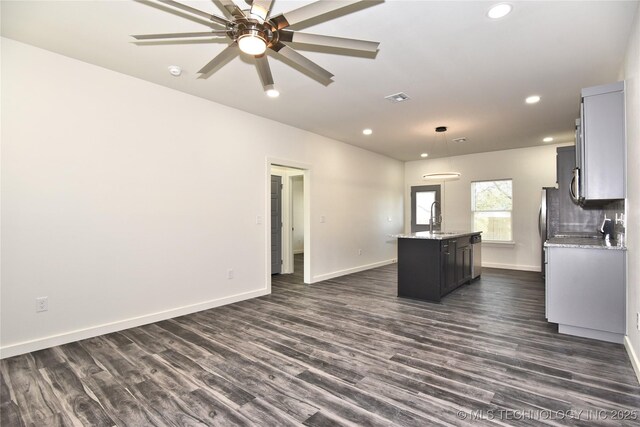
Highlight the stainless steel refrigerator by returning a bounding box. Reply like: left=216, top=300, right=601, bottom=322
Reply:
left=539, top=187, right=558, bottom=278
left=539, top=146, right=605, bottom=278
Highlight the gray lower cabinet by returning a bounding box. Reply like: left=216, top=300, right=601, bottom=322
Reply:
left=398, top=235, right=476, bottom=303
left=546, top=246, right=626, bottom=343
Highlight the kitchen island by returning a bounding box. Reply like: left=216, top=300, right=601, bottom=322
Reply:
left=395, top=231, right=482, bottom=302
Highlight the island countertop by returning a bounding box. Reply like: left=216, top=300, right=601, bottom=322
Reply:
left=392, top=231, right=482, bottom=240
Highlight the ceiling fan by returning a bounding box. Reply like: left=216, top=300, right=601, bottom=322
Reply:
left=133, top=0, right=380, bottom=95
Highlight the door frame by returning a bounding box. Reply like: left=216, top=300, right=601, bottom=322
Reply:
left=410, top=184, right=442, bottom=232
left=290, top=175, right=305, bottom=256
left=266, top=158, right=311, bottom=290
left=269, top=167, right=304, bottom=275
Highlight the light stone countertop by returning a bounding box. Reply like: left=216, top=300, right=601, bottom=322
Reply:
left=392, top=231, right=482, bottom=240
left=544, top=236, right=626, bottom=250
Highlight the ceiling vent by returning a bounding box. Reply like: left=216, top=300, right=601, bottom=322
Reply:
left=385, top=92, right=410, bottom=103
left=452, top=137, right=468, bottom=143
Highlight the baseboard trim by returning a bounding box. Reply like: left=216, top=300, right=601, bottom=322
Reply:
left=482, top=262, right=541, bottom=272
left=624, top=336, right=640, bottom=385
left=311, top=259, right=397, bottom=283
left=0, top=288, right=270, bottom=359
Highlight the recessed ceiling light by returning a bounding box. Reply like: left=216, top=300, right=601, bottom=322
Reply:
left=421, top=153, right=429, bottom=158
left=168, top=65, right=182, bottom=76
left=487, top=3, right=513, bottom=19
left=526, top=95, right=541, bottom=104
left=266, top=88, right=280, bottom=98
left=543, top=136, right=554, bottom=142
left=362, top=128, right=373, bottom=136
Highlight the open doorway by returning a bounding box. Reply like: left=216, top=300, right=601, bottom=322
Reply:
left=268, top=161, right=310, bottom=287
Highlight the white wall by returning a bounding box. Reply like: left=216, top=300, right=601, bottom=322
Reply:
left=292, top=176, right=304, bottom=254
left=0, top=38, right=404, bottom=357
left=405, top=144, right=568, bottom=271
left=622, top=5, right=640, bottom=382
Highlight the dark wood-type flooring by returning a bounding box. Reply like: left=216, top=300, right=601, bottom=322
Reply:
left=2, top=256, right=639, bottom=426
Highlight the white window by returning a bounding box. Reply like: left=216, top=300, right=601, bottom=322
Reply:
left=471, top=179, right=513, bottom=242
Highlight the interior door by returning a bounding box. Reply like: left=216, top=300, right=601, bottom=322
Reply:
left=410, top=185, right=441, bottom=232
left=271, top=175, right=282, bottom=274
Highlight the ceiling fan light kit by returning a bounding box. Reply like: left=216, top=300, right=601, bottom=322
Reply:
left=237, top=31, right=267, bottom=55
left=133, top=0, right=380, bottom=93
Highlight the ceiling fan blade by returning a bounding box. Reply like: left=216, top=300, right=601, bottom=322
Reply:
left=250, top=0, right=273, bottom=20
left=132, top=31, right=228, bottom=40
left=216, top=0, right=246, bottom=18
left=157, top=0, right=230, bottom=26
left=271, top=43, right=333, bottom=85
left=279, top=30, right=379, bottom=53
left=197, top=43, right=239, bottom=77
left=270, top=0, right=361, bottom=29
left=255, top=55, right=274, bottom=90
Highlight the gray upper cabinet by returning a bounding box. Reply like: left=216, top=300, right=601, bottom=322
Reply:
left=573, top=81, right=625, bottom=204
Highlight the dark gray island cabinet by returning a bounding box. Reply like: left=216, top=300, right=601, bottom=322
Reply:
left=396, top=232, right=481, bottom=302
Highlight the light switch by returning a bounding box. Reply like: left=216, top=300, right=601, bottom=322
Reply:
left=320, top=215, right=326, bottom=223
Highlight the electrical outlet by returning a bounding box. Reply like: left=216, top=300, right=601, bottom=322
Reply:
left=36, top=297, right=48, bottom=313
left=320, top=215, right=326, bottom=223
left=227, top=269, right=234, bottom=279
left=256, top=216, right=263, bottom=225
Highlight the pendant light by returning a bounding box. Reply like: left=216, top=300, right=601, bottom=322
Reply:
left=422, top=126, right=461, bottom=181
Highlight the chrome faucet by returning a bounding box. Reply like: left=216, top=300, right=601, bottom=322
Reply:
left=429, top=201, right=442, bottom=233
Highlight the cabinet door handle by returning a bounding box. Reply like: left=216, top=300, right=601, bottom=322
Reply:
left=570, top=168, right=581, bottom=203
left=570, top=175, right=576, bottom=200
left=538, top=207, right=542, bottom=237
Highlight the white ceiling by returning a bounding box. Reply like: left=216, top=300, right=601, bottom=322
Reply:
left=2, top=0, right=638, bottom=161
